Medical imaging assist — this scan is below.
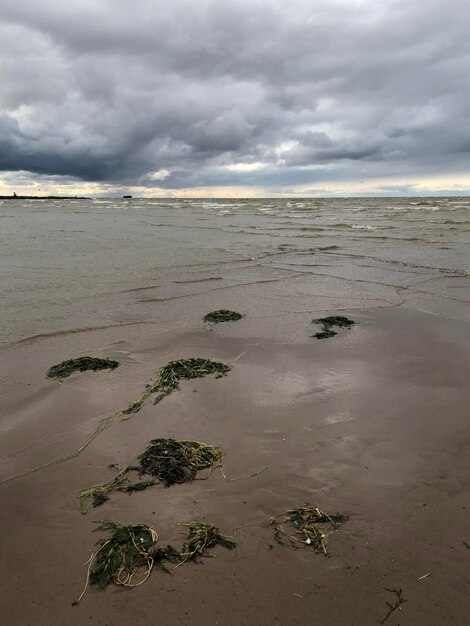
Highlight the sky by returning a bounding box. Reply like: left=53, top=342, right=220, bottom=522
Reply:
left=1, top=0, right=470, bottom=197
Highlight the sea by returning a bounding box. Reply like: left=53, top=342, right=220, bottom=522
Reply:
left=1, top=197, right=469, bottom=347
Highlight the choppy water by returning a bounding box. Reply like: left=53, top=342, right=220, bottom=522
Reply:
left=1, top=197, right=469, bottom=346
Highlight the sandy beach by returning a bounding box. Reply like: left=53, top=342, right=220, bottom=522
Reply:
left=1, top=304, right=469, bottom=625
left=0, top=198, right=469, bottom=625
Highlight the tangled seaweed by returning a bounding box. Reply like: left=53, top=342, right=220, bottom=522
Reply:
left=80, top=438, right=224, bottom=513
left=47, top=356, right=119, bottom=379
left=181, top=520, right=236, bottom=561
left=89, top=522, right=161, bottom=589
left=270, top=506, right=348, bottom=555
left=75, top=519, right=234, bottom=604
left=145, top=358, right=231, bottom=407
left=311, top=315, right=355, bottom=340
left=80, top=466, right=130, bottom=513
left=138, top=438, right=224, bottom=486
left=203, top=310, right=243, bottom=323
left=74, top=521, right=179, bottom=604
left=4, top=357, right=232, bottom=487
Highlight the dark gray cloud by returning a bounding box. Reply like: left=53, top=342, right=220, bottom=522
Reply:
left=1, top=0, right=470, bottom=191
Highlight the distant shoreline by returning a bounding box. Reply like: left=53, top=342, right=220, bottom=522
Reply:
left=0, top=195, right=91, bottom=200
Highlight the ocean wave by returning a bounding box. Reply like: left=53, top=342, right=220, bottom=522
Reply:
left=174, top=276, right=223, bottom=284
left=351, top=224, right=378, bottom=231
left=0, top=320, right=153, bottom=350
left=432, top=219, right=470, bottom=225
left=200, top=202, right=241, bottom=209
left=259, top=226, right=325, bottom=232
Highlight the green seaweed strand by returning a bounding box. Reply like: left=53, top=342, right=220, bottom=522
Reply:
left=0, top=357, right=231, bottom=485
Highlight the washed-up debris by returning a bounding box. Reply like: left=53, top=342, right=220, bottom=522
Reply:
left=80, top=466, right=130, bottom=513
left=125, top=479, right=157, bottom=493
left=47, top=356, right=119, bottom=379
left=11, top=357, right=232, bottom=485
left=124, top=357, right=231, bottom=411
left=270, top=505, right=349, bottom=555
left=181, top=520, right=236, bottom=561
left=73, top=521, right=179, bottom=604
left=312, top=315, right=355, bottom=339
left=79, top=439, right=223, bottom=513
left=90, top=493, right=110, bottom=507
left=203, top=310, right=243, bottom=323
left=138, top=438, right=223, bottom=485
left=380, top=588, right=407, bottom=624
left=74, top=519, right=235, bottom=604
left=89, top=522, right=171, bottom=589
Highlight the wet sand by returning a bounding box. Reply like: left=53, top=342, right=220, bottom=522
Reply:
left=1, top=307, right=469, bottom=625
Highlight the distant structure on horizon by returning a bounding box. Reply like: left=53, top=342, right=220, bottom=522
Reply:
left=123, top=195, right=132, bottom=199
left=0, top=194, right=90, bottom=200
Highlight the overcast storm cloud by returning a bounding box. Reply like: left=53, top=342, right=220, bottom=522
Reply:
left=1, top=0, right=470, bottom=194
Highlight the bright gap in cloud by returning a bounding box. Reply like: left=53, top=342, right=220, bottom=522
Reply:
left=221, top=162, right=268, bottom=173
left=149, top=168, right=172, bottom=181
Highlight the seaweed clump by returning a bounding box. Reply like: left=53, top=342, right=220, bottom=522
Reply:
left=87, top=522, right=177, bottom=592
left=312, top=315, right=355, bottom=340
left=138, top=438, right=223, bottom=486
left=47, top=356, right=119, bottom=379
left=124, top=357, right=231, bottom=412
left=271, top=506, right=348, bottom=555
left=203, top=310, right=243, bottom=323
left=75, top=519, right=235, bottom=604
left=181, top=520, right=236, bottom=561
left=79, top=438, right=223, bottom=513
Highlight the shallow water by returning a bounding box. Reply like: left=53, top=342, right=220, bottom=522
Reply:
left=1, top=197, right=469, bottom=345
